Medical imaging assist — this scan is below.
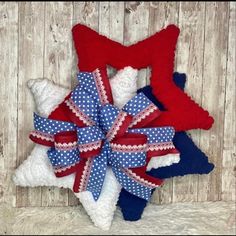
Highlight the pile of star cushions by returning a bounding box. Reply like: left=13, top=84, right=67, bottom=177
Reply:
left=13, top=24, right=214, bottom=230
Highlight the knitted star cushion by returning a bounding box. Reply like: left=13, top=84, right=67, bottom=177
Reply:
left=72, top=24, right=214, bottom=131
left=118, top=72, right=214, bottom=221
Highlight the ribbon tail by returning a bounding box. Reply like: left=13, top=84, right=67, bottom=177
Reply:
left=124, top=166, right=164, bottom=188
left=73, top=144, right=108, bottom=201
left=129, top=127, right=180, bottom=170
left=73, top=158, right=92, bottom=193
left=112, top=166, right=163, bottom=201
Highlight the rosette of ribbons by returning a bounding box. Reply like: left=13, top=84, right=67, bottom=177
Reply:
left=29, top=69, right=179, bottom=201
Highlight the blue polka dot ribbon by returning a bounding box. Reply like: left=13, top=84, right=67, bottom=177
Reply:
left=30, top=68, right=178, bottom=201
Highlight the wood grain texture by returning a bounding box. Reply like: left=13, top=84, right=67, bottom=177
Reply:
left=198, top=2, right=229, bottom=201
left=99, top=2, right=125, bottom=77
left=99, top=2, right=124, bottom=43
left=72, top=2, right=99, bottom=88
left=0, top=2, right=234, bottom=207
left=221, top=2, right=236, bottom=201
left=0, top=2, right=18, bottom=208
left=172, top=2, right=206, bottom=203
left=16, top=2, right=45, bottom=207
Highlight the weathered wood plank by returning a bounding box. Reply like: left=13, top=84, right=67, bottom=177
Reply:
left=172, top=2, right=206, bottom=203
left=42, top=2, right=73, bottom=207
left=124, top=2, right=150, bottom=89
left=71, top=2, right=99, bottom=88
left=0, top=2, right=18, bottom=207
left=73, top=2, right=99, bottom=30
left=149, top=2, right=179, bottom=73
left=99, top=2, right=124, bottom=43
left=198, top=2, right=229, bottom=202
left=16, top=2, right=45, bottom=207
left=99, top=2, right=124, bottom=77
left=221, top=2, right=236, bottom=201
left=149, top=2, right=179, bottom=33
left=69, top=1, right=99, bottom=206
left=149, top=2, right=179, bottom=205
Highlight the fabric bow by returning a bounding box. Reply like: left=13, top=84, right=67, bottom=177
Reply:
left=30, top=68, right=179, bottom=201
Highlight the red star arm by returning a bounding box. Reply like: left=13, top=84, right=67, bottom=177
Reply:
left=72, top=24, right=214, bottom=132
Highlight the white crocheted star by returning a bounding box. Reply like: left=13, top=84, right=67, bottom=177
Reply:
left=13, top=67, right=137, bottom=230
left=13, top=66, right=179, bottom=230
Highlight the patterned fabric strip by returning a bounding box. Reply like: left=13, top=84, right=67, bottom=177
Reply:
left=123, top=92, right=161, bottom=128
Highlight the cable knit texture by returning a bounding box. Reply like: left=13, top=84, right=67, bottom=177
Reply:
left=27, top=78, right=70, bottom=117
left=72, top=23, right=214, bottom=131
left=146, top=153, right=180, bottom=171
left=109, top=66, right=138, bottom=109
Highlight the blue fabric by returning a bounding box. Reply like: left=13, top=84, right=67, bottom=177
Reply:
left=118, top=72, right=214, bottom=221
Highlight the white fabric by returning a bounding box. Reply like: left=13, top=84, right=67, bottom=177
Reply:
left=109, top=66, right=138, bottom=109
left=13, top=145, right=75, bottom=188
left=77, top=168, right=121, bottom=230
left=147, top=154, right=180, bottom=171
left=27, top=78, right=70, bottom=117
left=13, top=66, right=180, bottom=230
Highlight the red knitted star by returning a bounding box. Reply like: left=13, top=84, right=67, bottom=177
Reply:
left=71, top=24, right=214, bottom=132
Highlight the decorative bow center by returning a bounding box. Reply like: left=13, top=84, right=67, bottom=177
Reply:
left=30, top=68, right=179, bottom=201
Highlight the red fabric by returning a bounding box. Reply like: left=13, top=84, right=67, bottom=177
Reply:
left=54, top=131, right=77, bottom=143
left=49, top=94, right=71, bottom=121
left=73, top=158, right=88, bottom=192
left=72, top=24, right=214, bottom=131
left=29, top=133, right=54, bottom=147
left=111, top=133, right=147, bottom=146
left=55, top=163, right=81, bottom=178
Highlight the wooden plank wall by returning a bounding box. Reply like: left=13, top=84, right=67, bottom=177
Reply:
left=0, top=2, right=235, bottom=208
